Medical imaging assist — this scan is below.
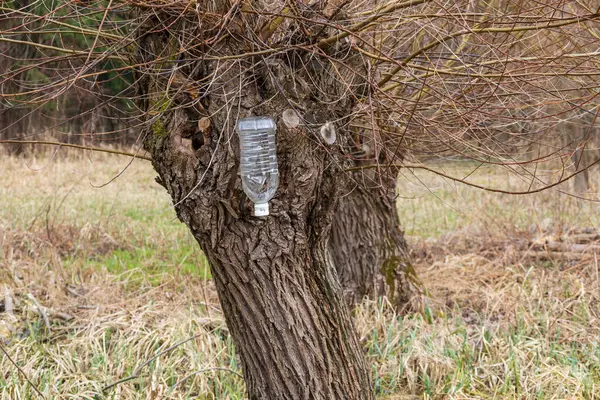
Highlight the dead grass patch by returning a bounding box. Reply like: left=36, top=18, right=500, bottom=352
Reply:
left=1, top=153, right=600, bottom=398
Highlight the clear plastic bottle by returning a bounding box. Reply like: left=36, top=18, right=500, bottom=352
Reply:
left=237, top=117, right=279, bottom=216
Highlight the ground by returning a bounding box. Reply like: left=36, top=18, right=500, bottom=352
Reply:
left=1, top=150, right=599, bottom=399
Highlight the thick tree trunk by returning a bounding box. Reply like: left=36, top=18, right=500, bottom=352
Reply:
left=331, top=176, right=423, bottom=312
left=147, top=115, right=372, bottom=400
left=135, top=10, right=374, bottom=398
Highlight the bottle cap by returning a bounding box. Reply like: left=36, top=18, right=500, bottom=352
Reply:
left=254, top=202, right=269, bottom=217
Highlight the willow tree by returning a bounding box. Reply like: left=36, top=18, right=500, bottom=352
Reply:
left=120, top=1, right=600, bottom=395
left=3, top=0, right=600, bottom=398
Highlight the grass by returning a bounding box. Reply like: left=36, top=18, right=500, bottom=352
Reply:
left=397, top=160, right=600, bottom=238
left=1, top=150, right=599, bottom=399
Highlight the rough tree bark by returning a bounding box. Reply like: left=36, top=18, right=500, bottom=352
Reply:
left=330, top=108, right=423, bottom=311
left=331, top=172, right=423, bottom=312
left=135, top=8, right=374, bottom=399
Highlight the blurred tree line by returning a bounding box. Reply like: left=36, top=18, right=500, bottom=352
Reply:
left=0, top=0, right=136, bottom=152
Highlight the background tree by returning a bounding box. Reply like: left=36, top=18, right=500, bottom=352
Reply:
left=0, top=0, right=135, bottom=151
left=2, top=0, right=600, bottom=398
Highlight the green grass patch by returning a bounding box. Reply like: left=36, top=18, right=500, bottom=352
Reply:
left=82, top=245, right=210, bottom=287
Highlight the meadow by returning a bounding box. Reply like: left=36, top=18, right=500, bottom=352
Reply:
left=1, top=150, right=599, bottom=399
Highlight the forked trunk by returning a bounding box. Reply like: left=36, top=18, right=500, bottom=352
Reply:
left=135, top=10, right=374, bottom=398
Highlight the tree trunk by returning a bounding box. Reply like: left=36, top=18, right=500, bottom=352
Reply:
left=330, top=109, right=423, bottom=312
left=135, top=10, right=374, bottom=398
left=331, top=176, right=423, bottom=312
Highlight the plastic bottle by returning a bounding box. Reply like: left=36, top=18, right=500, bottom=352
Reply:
left=237, top=117, right=279, bottom=217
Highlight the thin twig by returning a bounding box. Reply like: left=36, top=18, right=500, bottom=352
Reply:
left=0, top=140, right=152, bottom=161
left=348, top=160, right=600, bottom=196
left=379, top=12, right=600, bottom=86
left=27, top=293, right=51, bottom=332
left=0, top=37, right=122, bottom=59
left=318, top=0, right=429, bottom=47
left=102, top=333, right=203, bottom=392
left=169, top=367, right=244, bottom=393
left=0, top=342, right=46, bottom=399
left=53, top=312, right=74, bottom=321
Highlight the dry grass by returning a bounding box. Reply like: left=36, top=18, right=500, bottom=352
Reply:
left=1, top=151, right=599, bottom=399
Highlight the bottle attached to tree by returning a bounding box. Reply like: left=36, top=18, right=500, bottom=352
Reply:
left=237, top=117, right=279, bottom=217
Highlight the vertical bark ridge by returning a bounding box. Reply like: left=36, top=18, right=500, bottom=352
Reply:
left=190, top=211, right=371, bottom=399
left=331, top=168, right=424, bottom=313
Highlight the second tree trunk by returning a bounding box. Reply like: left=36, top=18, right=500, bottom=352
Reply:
left=331, top=173, right=423, bottom=312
